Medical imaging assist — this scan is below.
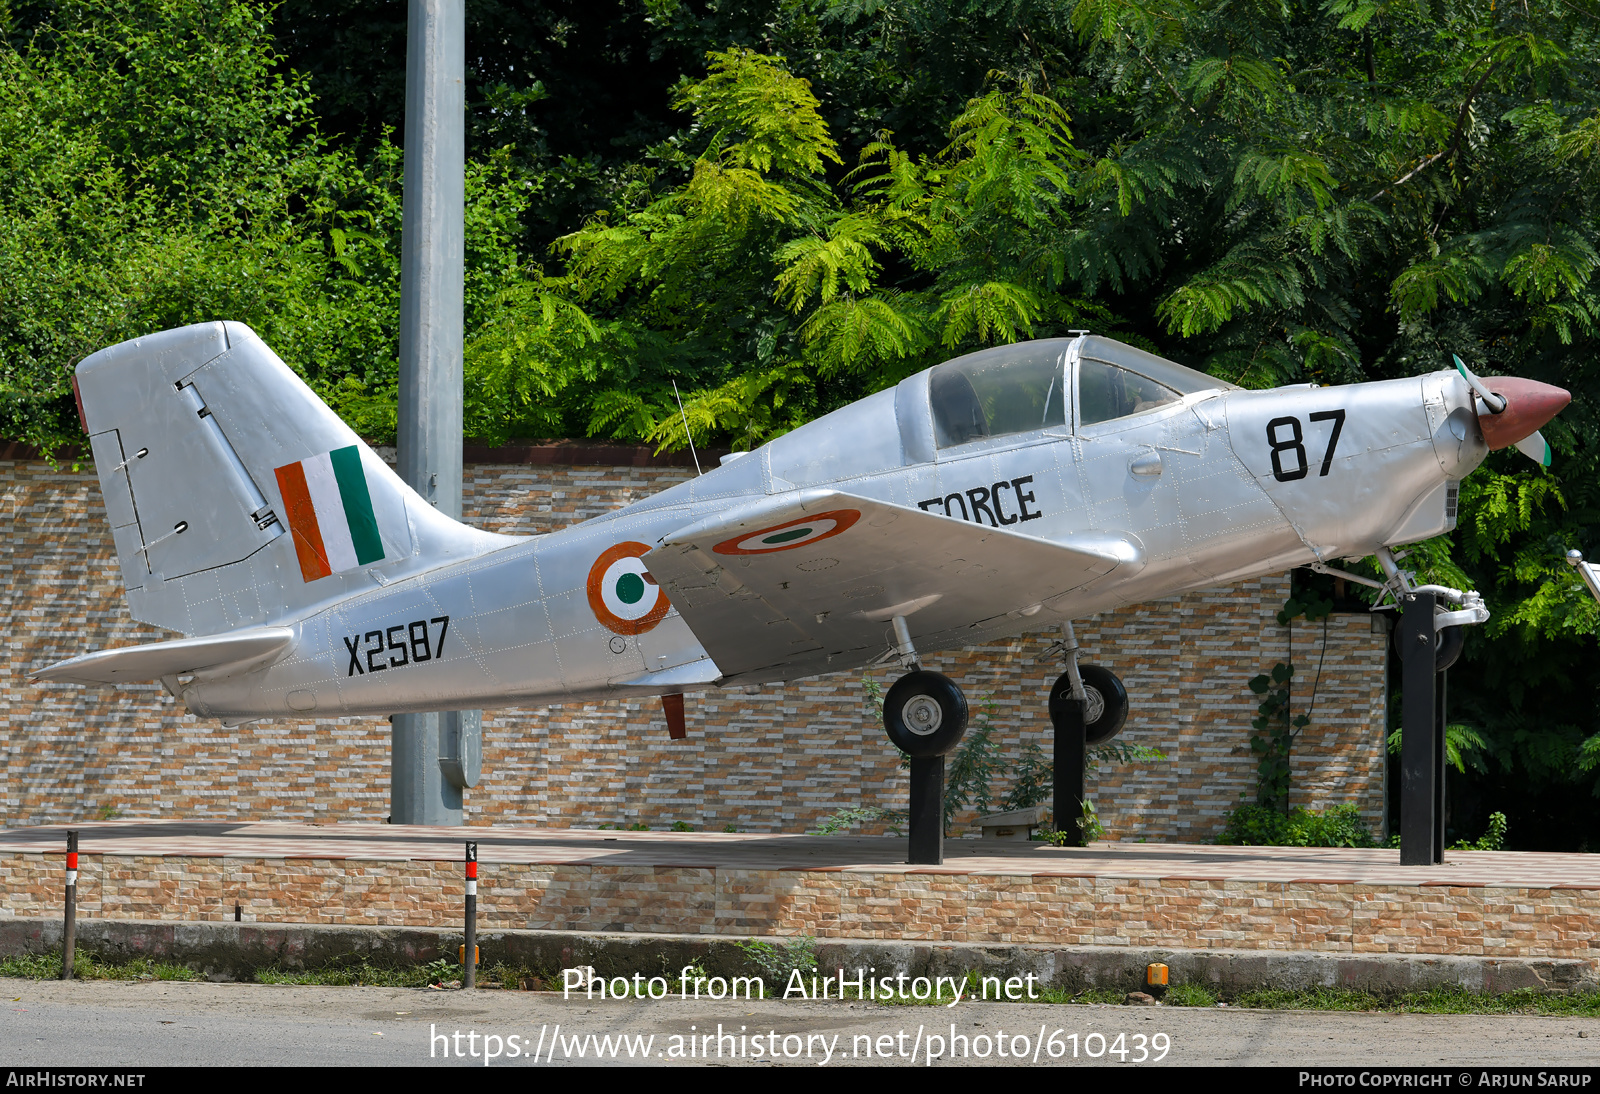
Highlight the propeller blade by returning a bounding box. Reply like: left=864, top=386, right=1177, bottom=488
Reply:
left=1514, top=429, right=1552, bottom=467
left=1453, top=354, right=1506, bottom=413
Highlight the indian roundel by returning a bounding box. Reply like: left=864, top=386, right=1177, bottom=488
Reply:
left=712, top=509, right=861, bottom=556
left=587, top=542, right=670, bottom=635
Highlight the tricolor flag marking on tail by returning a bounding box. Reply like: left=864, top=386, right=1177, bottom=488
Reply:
left=274, top=446, right=385, bottom=582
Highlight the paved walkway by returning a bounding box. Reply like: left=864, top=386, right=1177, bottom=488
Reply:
left=4, top=821, right=1598, bottom=888
left=6, top=978, right=1600, bottom=1067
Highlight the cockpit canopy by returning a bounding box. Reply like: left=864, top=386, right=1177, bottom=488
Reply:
left=928, top=335, right=1230, bottom=449
left=752, top=333, right=1232, bottom=493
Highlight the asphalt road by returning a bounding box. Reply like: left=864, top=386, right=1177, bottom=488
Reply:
left=3, top=977, right=1598, bottom=1068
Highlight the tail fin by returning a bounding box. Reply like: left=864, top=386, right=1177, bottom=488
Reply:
left=76, top=321, right=515, bottom=636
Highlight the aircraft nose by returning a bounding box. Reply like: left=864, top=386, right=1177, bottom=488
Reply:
left=1474, top=376, right=1571, bottom=450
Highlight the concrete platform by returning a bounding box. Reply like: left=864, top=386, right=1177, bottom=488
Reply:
left=3, top=822, right=1598, bottom=961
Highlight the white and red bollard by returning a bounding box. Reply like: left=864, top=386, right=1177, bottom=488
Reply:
left=62, top=830, right=78, bottom=980
left=463, top=842, right=477, bottom=990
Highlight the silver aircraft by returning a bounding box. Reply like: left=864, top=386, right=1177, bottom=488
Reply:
left=36, top=322, right=1571, bottom=757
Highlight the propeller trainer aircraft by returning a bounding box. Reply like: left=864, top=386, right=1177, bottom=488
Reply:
left=36, top=322, right=1570, bottom=760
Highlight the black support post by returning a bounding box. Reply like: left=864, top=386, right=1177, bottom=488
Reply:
left=1054, top=696, right=1088, bottom=847
left=1399, top=592, right=1442, bottom=866
left=1435, top=668, right=1449, bottom=863
left=907, top=756, right=944, bottom=865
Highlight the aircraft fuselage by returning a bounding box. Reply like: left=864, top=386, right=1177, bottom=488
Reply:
left=182, top=361, right=1484, bottom=723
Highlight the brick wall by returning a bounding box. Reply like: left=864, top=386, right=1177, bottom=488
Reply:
left=5, top=853, right=1593, bottom=956
left=1, top=455, right=1388, bottom=841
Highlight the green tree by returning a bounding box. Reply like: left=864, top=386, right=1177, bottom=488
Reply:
left=0, top=0, right=530, bottom=451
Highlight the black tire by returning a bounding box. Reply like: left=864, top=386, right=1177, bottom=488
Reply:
left=1049, top=664, right=1130, bottom=746
left=884, top=670, right=969, bottom=757
left=1393, top=623, right=1465, bottom=672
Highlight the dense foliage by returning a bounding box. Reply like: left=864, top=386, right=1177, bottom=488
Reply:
left=1216, top=802, right=1379, bottom=847
left=0, top=0, right=529, bottom=446
left=2, top=0, right=1598, bottom=845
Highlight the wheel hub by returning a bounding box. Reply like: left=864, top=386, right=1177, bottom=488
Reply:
left=1083, top=685, right=1106, bottom=726
left=901, top=694, right=943, bottom=735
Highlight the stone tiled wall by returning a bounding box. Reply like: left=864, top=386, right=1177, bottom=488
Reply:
left=1, top=456, right=1388, bottom=841
left=3, top=853, right=1594, bottom=956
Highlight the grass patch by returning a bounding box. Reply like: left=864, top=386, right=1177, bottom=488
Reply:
left=1234, top=987, right=1385, bottom=1011
left=1382, top=988, right=1600, bottom=1017
left=1, top=950, right=201, bottom=982
left=1163, top=983, right=1218, bottom=1007
left=254, top=957, right=567, bottom=990
left=1170, top=985, right=1600, bottom=1015
left=844, top=981, right=1600, bottom=1015
left=0, top=949, right=565, bottom=990
left=5, top=950, right=1597, bottom=1016
left=254, top=957, right=458, bottom=988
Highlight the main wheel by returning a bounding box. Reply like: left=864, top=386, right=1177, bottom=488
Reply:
left=1393, top=623, right=1465, bottom=672
left=883, top=670, right=969, bottom=757
left=1049, top=664, right=1130, bottom=746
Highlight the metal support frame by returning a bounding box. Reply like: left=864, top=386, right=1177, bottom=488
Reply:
left=1568, top=550, right=1600, bottom=606
left=1399, top=591, right=1446, bottom=865
left=391, top=0, right=476, bottom=825
left=1053, top=621, right=1089, bottom=847
left=891, top=615, right=920, bottom=670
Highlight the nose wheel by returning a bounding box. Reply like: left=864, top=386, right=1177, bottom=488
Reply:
left=1049, top=663, right=1128, bottom=746
left=1048, top=622, right=1129, bottom=846
left=1393, top=623, right=1465, bottom=672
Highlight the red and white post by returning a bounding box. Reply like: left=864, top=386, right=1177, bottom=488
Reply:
left=463, top=841, right=477, bottom=990
left=61, top=830, right=78, bottom=980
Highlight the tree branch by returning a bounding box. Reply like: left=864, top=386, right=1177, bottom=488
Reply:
left=1370, top=53, right=1503, bottom=201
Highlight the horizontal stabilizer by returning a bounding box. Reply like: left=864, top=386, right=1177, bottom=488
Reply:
left=32, top=628, right=294, bottom=685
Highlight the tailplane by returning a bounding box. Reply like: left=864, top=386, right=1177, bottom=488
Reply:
left=75, top=321, right=514, bottom=636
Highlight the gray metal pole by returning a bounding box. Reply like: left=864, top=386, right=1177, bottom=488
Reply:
left=393, top=0, right=468, bottom=826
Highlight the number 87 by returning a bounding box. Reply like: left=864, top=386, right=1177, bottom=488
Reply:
left=1266, top=409, right=1346, bottom=482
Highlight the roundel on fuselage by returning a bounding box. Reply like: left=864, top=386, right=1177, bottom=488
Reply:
left=587, top=542, right=670, bottom=635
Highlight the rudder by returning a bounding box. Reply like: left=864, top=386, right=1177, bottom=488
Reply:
left=76, top=322, right=514, bottom=637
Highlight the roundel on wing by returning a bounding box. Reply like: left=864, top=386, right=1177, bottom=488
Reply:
left=712, top=509, right=862, bottom=556
left=587, top=542, right=670, bottom=635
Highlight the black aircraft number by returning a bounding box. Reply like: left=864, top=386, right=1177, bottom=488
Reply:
left=916, top=474, right=1044, bottom=527
left=344, top=616, right=450, bottom=676
left=1266, top=410, right=1345, bottom=482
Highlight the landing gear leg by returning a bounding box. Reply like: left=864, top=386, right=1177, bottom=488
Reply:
left=1046, top=624, right=1130, bottom=845
left=1051, top=622, right=1089, bottom=848
left=882, top=615, right=968, bottom=866
left=1375, top=545, right=1490, bottom=863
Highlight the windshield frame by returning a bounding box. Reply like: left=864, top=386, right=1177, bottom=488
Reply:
left=1069, top=335, right=1230, bottom=435
left=926, top=339, right=1074, bottom=457
left=917, top=334, right=1231, bottom=458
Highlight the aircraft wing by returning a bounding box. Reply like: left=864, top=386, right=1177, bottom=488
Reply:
left=32, top=628, right=294, bottom=685
left=645, top=490, right=1139, bottom=683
